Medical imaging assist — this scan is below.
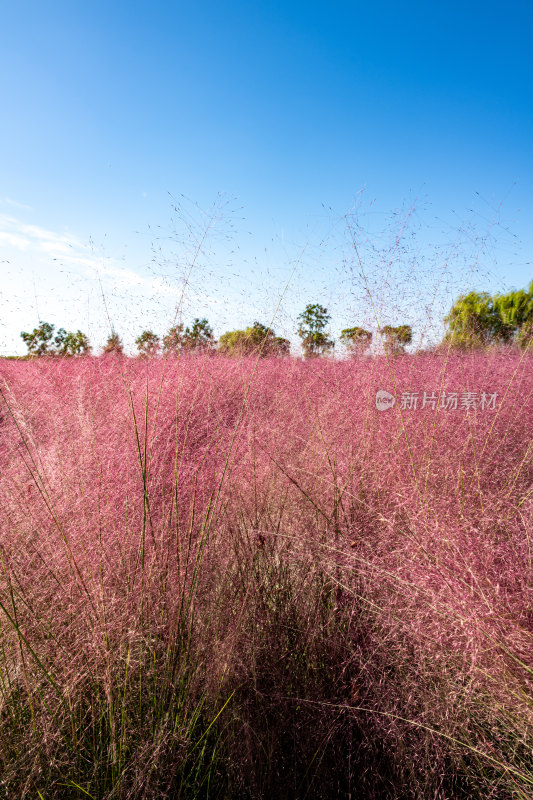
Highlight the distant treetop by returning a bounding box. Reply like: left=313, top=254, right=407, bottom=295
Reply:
left=379, top=325, right=412, bottom=356
left=103, top=331, right=124, bottom=356
left=340, top=326, right=372, bottom=357
left=297, top=304, right=334, bottom=358
left=218, top=322, right=290, bottom=357
left=443, top=282, right=533, bottom=350
left=21, top=322, right=91, bottom=357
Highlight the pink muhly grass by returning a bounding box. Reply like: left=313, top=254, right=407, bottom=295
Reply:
left=0, top=349, right=531, bottom=798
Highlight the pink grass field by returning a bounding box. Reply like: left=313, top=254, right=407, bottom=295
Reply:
left=0, top=351, right=531, bottom=799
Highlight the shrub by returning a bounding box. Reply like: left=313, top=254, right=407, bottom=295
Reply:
left=340, top=326, right=372, bottom=357
left=380, top=324, right=412, bottom=356
left=103, top=331, right=124, bottom=355
left=218, top=321, right=289, bottom=357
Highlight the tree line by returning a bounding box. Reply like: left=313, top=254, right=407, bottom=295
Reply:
left=443, top=282, right=533, bottom=350
left=17, top=281, right=532, bottom=359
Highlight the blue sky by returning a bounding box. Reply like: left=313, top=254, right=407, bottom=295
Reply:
left=1, top=0, right=532, bottom=354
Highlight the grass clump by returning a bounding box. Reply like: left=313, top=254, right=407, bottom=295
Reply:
left=0, top=350, right=531, bottom=798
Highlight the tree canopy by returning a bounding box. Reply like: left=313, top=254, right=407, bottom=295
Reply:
left=297, top=304, right=334, bottom=358
left=340, top=326, right=372, bottom=357
left=16, top=282, right=532, bottom=362
left=102, top=331, right=124, bottom=356
left=443, top=282, right=533, bottom=349
left=380, top=325, right=412, bottom=356
left=182, top=318, right=216, bottom=352
left=162, top=319, right=216, bottom=355
left=218, top=322, right=290, bottom=357
left=135, top=330, right=160, bottom=358
left=21, top=322, right=91, bottom=357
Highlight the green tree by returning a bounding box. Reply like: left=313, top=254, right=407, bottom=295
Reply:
left=340, top=326, right=372, bottom=357
left=21, top=322, right=91, bottom=357
left=162, top=324, right=184, bottom=356
left=182, top=318, right=216, bottom=352
left=297, top=304, right=334, bottom=359
left=135, top=330, right=160, bottom=358
left=21, top=322, right=56, bottom=356
left=443, top=291, right=498, bottom=349
left=162, top=319, right=216, bottom=355
left=516, top=320, right=533, bottom=350
left=218, top=322, right=290, bottom=357
left=54, top=329, right=91, bottom=356
left=492, top=281, right=533, bottom=349
left=443, top=282, right=533, bottom=350
left=218, top=329, right=249, bottom=356
left=103, top=331, right=124, bottom=356
left=380, top=325, right=412, bottom=356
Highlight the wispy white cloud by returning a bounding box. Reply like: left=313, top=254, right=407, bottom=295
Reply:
left=0, top=212, right=227, bottom=358
left=0, top=213, right=83, bottom=253
left=0, top=213, right=188, bottom=298
left=0, top=197, right=32, bottom=211
left=0, top=231, right=31, bottom=250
